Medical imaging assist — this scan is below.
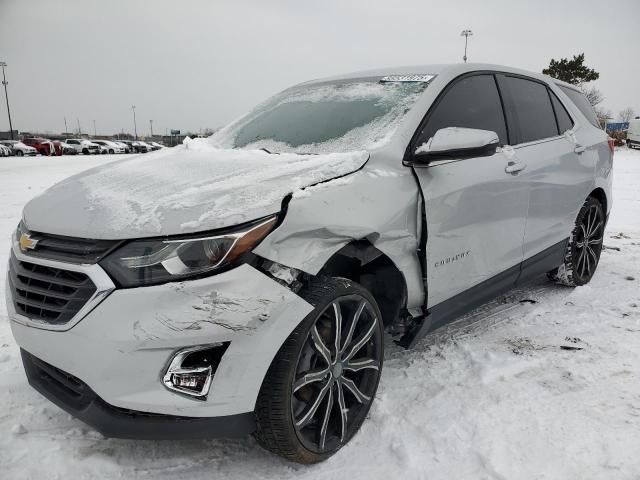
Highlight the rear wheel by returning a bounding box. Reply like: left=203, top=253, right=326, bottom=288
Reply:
left=254, top=277, right=384, bottom=464
left=548, top=196, right=605, bottom=286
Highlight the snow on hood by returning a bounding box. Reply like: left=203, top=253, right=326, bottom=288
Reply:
left=23, top=139, right=369, bottom=239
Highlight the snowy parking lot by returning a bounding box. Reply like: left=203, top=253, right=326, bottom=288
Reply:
left=0, top=149, right=639, bottom=479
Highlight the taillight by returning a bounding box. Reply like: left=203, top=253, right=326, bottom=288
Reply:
left=607, top=137, right=615, bottom=155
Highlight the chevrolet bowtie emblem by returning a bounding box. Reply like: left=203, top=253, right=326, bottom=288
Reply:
left=19, top=232, right=39, bottom=252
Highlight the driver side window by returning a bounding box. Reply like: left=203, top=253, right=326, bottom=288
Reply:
left=416, top=74, right=508, bottom=147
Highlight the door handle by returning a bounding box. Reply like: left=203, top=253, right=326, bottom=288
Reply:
left=505, top=161, right=526, bottom=174
left=574, top=145, right=586, bottom=154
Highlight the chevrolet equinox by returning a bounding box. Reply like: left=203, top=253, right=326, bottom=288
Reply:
left=6, top=63, right=612, bottom=464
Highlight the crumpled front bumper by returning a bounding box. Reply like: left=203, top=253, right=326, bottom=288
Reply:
left=7, top=254, right=314, bottom=424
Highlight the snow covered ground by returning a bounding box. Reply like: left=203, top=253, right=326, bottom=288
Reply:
left=1, top=150, right=639, bottom=479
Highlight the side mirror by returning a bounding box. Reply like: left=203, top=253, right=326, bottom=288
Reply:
left=412, top=127, right=500, bottom=164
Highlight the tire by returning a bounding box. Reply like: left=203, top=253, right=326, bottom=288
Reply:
left=109, top=149, right=114, bottom=154
left=548, top=196, right=605, bottom=286
left=16, top=150, right=23, bottom=157
left=254, top=276, right=384, bottom=464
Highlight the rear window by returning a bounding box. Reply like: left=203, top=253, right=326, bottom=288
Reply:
left=557, top=85, right=600, bottom=128
left=500, top=76, right=558, bottom=144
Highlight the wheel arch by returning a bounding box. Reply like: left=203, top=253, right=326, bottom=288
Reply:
left=317, top=239, right=408, bottom=329
left=588, top=187, right=607, bottom=216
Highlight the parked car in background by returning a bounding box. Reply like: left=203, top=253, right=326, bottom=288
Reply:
left=23, top=137, right=55, bottom=156
left=0, top=140, right=38, bottom=156
left=132, top=141, right=148, bottom=153
left=65, top=139, right=101, bottom=155
left=627, top=118, right=640, bottom=149
left=60, top=141, right=78, bottom=155
left=51, top=141, right=64, bottom=156
left=117, top=140, right=146, bottom=153
left=148, top=141, right=164, bottom=150
left=113, top=141, right=132, bottom=153
left=137, top=141, right=153, bottom=153
left=92, top=140, right=125, bottom=154
left=0, top=143, right=11, bottom=156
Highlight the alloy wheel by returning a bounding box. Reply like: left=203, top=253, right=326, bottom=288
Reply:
left=291, top=294, right=382, bottom=453
left=574, top=203, right=604, bottom=282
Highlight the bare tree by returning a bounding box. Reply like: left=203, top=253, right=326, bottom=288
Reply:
left=580, top=85, right=604, bottom=108
left=619, top=107, right=635, bottom=123
left=595, top=107, right=613, bottom=128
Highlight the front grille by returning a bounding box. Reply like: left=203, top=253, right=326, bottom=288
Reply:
left=20, top=231, right=120, bottom=263
left=8, top=252, right=97, bottom=325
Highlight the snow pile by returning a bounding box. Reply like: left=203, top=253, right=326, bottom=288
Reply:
left=22, top=146, right=369, bottom=238
left=1, top=149, right=640, bottom=479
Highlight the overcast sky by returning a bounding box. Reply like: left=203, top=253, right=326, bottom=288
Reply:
left=1, top=0, right=638, bottom=136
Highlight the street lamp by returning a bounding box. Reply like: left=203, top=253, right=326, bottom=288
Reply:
left=0, top=61, right=15, bottom=139
left=460, top=29, right=473, bottom=63
left=132, top=105, right=138, bottom=140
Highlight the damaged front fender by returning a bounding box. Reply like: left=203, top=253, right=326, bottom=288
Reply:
left=253, top=153, right=425, bottom=308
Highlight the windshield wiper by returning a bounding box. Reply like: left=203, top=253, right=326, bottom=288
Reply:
left=260, top=148, right=280, bottom=155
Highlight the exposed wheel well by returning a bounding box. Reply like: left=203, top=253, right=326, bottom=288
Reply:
left=589, top=187, right=607, bottom=215
left=317, top=239, right=407, bottom=328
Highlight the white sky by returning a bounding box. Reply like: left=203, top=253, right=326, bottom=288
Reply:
left=1, top=0, right=638, bottom=136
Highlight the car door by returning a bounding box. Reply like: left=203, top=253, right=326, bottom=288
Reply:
left=496, top=75, right=594, bottom=272
left=409, top=73, right=529, bottom=308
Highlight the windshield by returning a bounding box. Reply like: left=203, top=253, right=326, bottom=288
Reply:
left=211, top=78, right=430, bottom=154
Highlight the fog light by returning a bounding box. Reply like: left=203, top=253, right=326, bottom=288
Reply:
left=162, top=343, right=229, bottom=400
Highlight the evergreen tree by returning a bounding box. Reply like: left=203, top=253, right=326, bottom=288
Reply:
left=542, top=53, right=599, bottom=85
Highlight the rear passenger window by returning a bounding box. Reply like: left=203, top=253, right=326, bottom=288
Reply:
left=500, top=76, right=558, bottom=144
left=549, top=91, right=574, bottom=134
left=418, top=74, right=508, bottom=146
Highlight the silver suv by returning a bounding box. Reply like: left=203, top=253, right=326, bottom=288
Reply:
left=6, top=63, right=612, bottom=463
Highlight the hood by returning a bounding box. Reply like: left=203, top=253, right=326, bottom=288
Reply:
left=23, top=139, right=369, bottom=239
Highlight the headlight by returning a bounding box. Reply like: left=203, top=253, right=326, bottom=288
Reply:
left=100, top=216, right=277, bottom=287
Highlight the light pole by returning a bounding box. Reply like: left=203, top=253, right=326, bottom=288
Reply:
left=0, top=62, right=15, bottom=139
left=64, top=117, right=68, bottom=136
left=149, top=119, right=153, bottom=138
left=77, top=118, right=81, bottom=135
left=460, top=29, right=473, bottom=63
left=132, top=105, right=138, bottom=139
left=93, top=119, right=97, bottom=137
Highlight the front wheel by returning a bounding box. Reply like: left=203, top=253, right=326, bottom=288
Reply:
left=549, top=196, right=605, bottom=286
left=16, top=150, right=23, bottom=157
left=254, top=277, right=384, bottom=464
